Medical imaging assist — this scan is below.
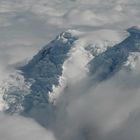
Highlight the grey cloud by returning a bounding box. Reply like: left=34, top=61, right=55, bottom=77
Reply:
left=0, top=113, right=56, bottom=140
left=0, top=0, right=140, bottom=140
left=44, top=57, right=140, bottom=140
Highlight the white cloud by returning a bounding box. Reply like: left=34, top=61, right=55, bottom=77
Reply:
left=0, top=113, right=56, bottom=140
left=0, top=0, right=140, bottom=28
left=0, top=0, right=140, bottom=140
left=48, top=57, right=140, bottom=140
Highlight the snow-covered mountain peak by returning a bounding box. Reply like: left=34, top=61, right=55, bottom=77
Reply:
left=0, top=30, right=82, bottom=113
left=22, top=29, right=128, bottom=106
left=55, top=30, right=80, bottom=43
left=1, top=28, right=140, bottom=114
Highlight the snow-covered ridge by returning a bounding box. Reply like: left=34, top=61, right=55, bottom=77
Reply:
left=22, top=29, right=127, bottom=107
left=21, top=30, right=78, bottom=109
left=0, top=28, right=138, bottom=113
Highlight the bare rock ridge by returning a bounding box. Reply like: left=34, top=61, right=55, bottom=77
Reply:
left=22, top=31, right=78, bottom=111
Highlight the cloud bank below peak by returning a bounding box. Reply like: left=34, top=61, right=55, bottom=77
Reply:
left=0, top=113, right=56, bottom=140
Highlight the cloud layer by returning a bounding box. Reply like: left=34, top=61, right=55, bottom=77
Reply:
left=48, top=56, right=140, bottom=140
left=1, top=0, right=140, bottom=140
left=0, top=113, right=56, bottom=140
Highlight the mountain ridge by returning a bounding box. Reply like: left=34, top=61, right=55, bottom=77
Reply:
left=0, top=27, right=140, bottom=115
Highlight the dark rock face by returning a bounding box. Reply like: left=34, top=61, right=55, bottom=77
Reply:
left=22, top=31, right=78, bottom=110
